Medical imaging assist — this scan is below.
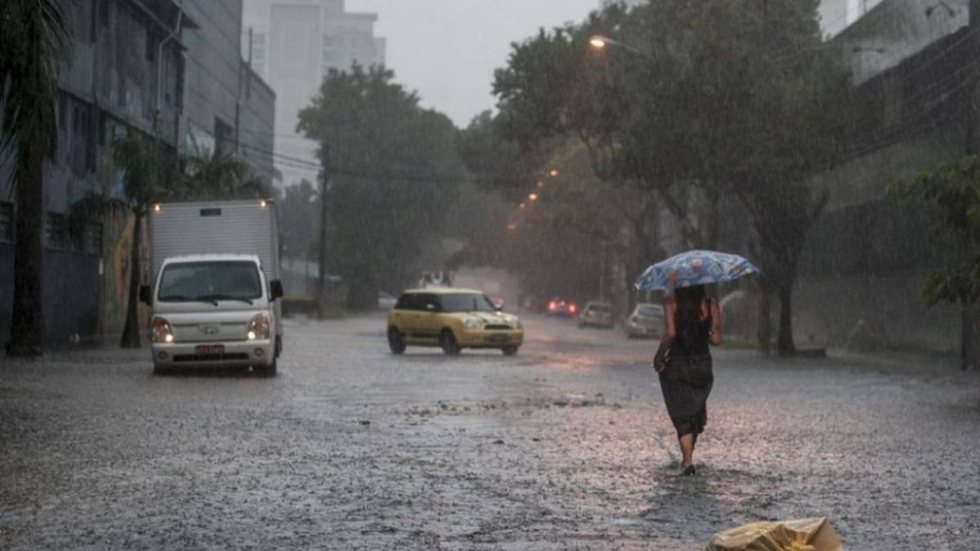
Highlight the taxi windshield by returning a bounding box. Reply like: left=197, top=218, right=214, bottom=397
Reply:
left=440, top=293, right=497, bottom=313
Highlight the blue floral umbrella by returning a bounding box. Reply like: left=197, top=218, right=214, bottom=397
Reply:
left=634, top=250, right=759, bottom=291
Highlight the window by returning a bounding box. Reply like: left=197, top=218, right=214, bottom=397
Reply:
left=83, top=222, right=103, bottom=254
left=146, top=29, right=156, bottom=62
left=46, top=212, right=68, bottom=249
left=395, top=293, right=414, bottom=310
left=251, top=33, right=266, bottom=76
left=0, top=202, right=13, bottom=243
left=440, top=294, right=497, bottom=313
left=158, top=261, right=263, bottom=302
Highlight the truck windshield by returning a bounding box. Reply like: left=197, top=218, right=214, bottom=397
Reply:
left=440, top=293, right=497, bottom=313
left=158, top=261, right=263, bottom=303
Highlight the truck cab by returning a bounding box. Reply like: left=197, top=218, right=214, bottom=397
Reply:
left=141, top=254, right=282, bottom=376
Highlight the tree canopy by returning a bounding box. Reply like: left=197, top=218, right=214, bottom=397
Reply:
left=298, top=65, right=465, bottom=309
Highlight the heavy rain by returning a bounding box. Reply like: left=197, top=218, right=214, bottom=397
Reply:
left=1, top=0, right=978, bottom=549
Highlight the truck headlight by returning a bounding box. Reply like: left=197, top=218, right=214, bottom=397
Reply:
left=152, top=317, right=175, bottom=344
left=247, top=313, right=270, bottom=340
left=463, top=317, right=480, bottom=329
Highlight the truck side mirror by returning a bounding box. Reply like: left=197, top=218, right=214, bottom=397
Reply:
left=270, top=280, right=284, bottom=300
left=139, top=285, right=152, bottom=305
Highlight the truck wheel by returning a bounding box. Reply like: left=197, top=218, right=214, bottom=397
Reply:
left=440, top=329, right=460, bottom=356
left=256, top=360, right=277, bottom=378
left=502, top=346, right=518, bottom=356
left=388, top=327, right=406, bottom=354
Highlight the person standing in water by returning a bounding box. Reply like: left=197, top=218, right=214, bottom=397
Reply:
left=653, top=284, right=721, bottom=476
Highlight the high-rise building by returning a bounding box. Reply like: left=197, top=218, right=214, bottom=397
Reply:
left=242, top=0, right=387, bottom=189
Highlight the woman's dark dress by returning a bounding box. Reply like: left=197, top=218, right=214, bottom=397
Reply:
left=659, top=305, right=713, bottom=438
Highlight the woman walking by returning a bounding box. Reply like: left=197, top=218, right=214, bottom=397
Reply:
left=653, top=284, right=721, bottom=476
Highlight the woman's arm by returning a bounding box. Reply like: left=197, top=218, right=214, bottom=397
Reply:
left=708, top=299, right=722, bottom=346
left=653, top=299, right=676, bottom=371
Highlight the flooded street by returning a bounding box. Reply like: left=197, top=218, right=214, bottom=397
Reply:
left=2, top=314, right=979, bottom=550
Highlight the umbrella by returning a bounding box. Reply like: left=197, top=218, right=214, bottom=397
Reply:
left=634, top=249, right=759, bottom=292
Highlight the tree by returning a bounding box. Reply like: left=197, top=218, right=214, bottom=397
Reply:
left=889, top=156, right=980, bottom=368
left=298, top=65, right=464, bottom=309
left=83, top=135, right=266, bottom=348
left=493, top=0, right=851, bottom=355
left=279, top=179, right=320, bottom=262
left=0, top=0, right=69, bottom=355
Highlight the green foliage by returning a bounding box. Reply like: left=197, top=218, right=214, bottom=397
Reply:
left=493, top=0, right=851, bottom=354
left=297, top=65, right=465, bottom=309
left=179, top=148, right=270, bottom=201
left=889, top=156, right=980, bottom=308
left=279, top=179, right=320, bottom=260
left=0, top=0, right=68, bottom=168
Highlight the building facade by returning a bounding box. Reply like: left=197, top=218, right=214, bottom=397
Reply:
left=0, top=0, right=276, bottom=349
left=796, top=0, right=975, bottom=357
left=241, top=0, right=386, bottom=189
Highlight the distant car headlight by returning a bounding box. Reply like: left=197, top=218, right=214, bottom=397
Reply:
left=152, top=317, right=175, bottom=344
left=248, top=312, right=271, bottom=340
left=463, top=317, right=480, bottom=329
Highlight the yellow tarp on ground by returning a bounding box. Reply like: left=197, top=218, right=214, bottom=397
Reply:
left=704, top=518, right=842, bottom=551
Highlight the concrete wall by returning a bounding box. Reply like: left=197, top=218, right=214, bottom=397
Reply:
left=793, top=0, right=975, bottom=355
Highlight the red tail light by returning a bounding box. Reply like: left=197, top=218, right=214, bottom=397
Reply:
left=548, top=301, right=557, bottom=310
left=569, top=304, right=577, bottom=313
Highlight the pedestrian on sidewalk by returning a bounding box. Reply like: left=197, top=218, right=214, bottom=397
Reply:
left=653, top=284, right=721, bottom=476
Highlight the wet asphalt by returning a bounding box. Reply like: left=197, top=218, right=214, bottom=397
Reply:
left=1, top=312, right=979, bottom=550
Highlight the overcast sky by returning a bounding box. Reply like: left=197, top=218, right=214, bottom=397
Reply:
left=346, top=0, right=601, bottom=128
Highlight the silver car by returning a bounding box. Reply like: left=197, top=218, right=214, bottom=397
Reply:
left=625, top=303, right=664, bottom=339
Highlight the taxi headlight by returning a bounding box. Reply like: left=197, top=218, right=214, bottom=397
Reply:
left=248, top=313, right=271, bottom=340
left=152, top=317, right=175, bottom=344
left=463, top=317, right=480, bottom=329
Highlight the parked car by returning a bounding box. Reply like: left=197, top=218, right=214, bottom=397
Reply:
left=578, top=301, right=615, bottom=329
left=387, top=288, right=524, bottom=356
left=625, top=303, right=665, bottom=339
left=546, top=298, right=578, bottom=317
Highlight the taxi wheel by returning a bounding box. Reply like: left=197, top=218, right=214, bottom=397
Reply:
left=502, top=346, right=519, bottom=356
left=388, top=327, right=406, bottom=354
left=440, top=329, right=460, bottom=356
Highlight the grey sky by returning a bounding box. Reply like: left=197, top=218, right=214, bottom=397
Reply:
left=346, top=0, right=601, bottom=128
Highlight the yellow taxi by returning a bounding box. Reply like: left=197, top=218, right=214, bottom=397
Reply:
left=387, top=288, right=524, bottom=356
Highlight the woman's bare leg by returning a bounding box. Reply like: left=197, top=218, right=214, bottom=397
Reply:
left=679, top=434, right=695, bottom=467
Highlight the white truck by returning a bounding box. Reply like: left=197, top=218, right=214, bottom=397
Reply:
left=140, top=200, right=284, bottom=376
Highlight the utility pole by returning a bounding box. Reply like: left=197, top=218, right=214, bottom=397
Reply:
left=317, top=145, right=330, bottom=319
left=963, top=0, right=980, bottom=368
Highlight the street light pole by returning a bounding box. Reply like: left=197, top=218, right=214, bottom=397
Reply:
left=318, top=145, right=330, bottom=318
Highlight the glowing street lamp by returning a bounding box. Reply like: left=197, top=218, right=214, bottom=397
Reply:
left=588, top=34, right=648, bottom=58
left=548, top=168, right=560, bottom=177
left=528, top=193, right=539, bottom=201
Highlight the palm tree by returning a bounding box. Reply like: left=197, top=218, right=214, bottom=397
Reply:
left=112, top=133, right=176, bottom=348
left=0, top=1, right=69, bottom=356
